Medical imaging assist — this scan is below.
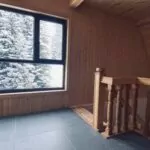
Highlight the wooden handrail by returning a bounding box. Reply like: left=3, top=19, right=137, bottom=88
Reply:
left=102, top=76, right=150, bottom=86
left=137, top=77, right=150, bottom=86
left=101, top=76, right=136, bottom=85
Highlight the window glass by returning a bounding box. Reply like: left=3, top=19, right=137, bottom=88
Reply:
left=0, top=62, right=63, bottom=90
left=40, top=20, right=63, bottom=60
left=0, top=9, right=34, bottom=60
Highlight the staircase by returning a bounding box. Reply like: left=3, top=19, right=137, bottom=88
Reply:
left=73, top=68, right=150, bottom=140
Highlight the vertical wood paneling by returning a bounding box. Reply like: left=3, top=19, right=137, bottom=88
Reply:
left=0, top=92, right=67, bottom=116
left=0, top=1, right=149, bottom=116
left=69, top=6, right=149, bottom=106
left=139, top=23, right=150, bottom=63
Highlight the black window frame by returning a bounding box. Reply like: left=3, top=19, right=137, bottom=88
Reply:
left=0, top=5, right=67, bottom=93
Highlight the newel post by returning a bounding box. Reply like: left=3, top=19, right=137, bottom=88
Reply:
left=93, top=68, right=105, bottom=131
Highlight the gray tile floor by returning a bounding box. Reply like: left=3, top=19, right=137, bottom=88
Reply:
left=0, top=108, right=150, bottom=150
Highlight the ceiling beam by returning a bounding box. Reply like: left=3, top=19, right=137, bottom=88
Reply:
left=70, top=0, right=84, bottom=8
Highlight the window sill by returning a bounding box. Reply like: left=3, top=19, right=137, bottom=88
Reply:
left=0, top=89, right=67, bottom=97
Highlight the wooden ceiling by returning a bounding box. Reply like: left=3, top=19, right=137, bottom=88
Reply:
left=72, top=0, right=150, bottom=22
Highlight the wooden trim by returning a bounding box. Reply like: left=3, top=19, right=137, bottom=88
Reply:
left=0, top=3, right=68, bottom=20
left=73, top=107, right=93, bottom=127
left=70, top=0, right=84, bottom=8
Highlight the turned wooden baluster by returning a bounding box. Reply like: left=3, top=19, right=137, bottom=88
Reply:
left=143, top=91, right=150, bottom=137
left=123, top=84, right=130, bottom=132
left=131, top=84, right=139, bottom=130
left=93, top=68, right=105, bottom=130
left=115, top=85, right=123, bottom=133
left=105, top=84, right=114, bottom=136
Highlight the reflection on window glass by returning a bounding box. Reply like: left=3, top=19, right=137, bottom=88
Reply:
left=0, top=10, right=34, bottom=60
left=0, top=62, right=63, bottom=90
left=40, top=20, right=63, bottom=60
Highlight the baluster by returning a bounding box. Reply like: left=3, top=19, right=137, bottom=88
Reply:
left=123, top=84, right=130, bottom=132
left=131, top=84, right=139, bottom=130
left=93, top=68, right=105, bottom=130
left=115, top=85, right=123, bottom=133
left=143, top=91, right=150, bottom=137
left=105, top=84, right=114, bottom=136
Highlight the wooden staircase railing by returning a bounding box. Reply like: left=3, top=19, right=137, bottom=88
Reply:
left=93, top=68, right=150, bottom=139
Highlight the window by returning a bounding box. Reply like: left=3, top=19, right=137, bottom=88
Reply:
left=0, top=6, right=67, bottom=93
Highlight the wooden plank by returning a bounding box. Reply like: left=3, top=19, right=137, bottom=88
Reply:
left=73, top=107, right=94, bottom=127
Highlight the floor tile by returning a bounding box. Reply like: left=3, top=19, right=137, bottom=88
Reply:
left=0, top=117, right=15, bottom=141
left=14, top=130, right=75, bottom=150
left=0, top=141, right=14, bottom=150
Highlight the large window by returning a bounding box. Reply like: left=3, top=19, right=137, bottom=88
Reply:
left=0, top=6, right=67, bottom=93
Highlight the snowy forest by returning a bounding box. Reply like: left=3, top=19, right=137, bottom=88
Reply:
left=0, top=9, right=63, bottom=90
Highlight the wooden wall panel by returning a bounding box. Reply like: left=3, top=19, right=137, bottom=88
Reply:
left=139, top=23, right=150, bottom=64
left=0, top=92, right=67, bottom=116
left=0, top=1, right=149, bottom=116
left=69, top=6, right=150, bottom=105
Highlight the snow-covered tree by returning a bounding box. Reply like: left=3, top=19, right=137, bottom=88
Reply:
left=40, top=21, right=62, bottom=60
